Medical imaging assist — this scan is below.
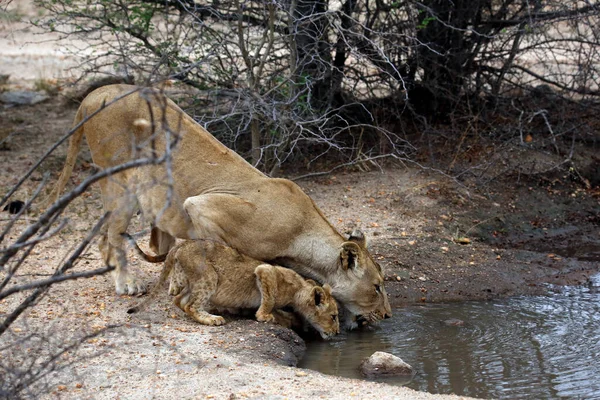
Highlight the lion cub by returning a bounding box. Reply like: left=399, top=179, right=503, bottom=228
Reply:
left=130, top=240, right=340, bottom=339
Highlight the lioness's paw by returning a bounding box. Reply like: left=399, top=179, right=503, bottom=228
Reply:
left=256, top=312, right=275, bottom=323
left=114, top=271, right=147, bottom=295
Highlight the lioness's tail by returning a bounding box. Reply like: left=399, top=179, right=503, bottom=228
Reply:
left=43, top=106, right=86, bottom=208
left=123, top=233, right=168, bottom=263
left=127, top=244, right=177, bottom=315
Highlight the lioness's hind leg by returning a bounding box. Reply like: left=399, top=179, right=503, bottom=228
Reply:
left=99, top=229, right=143, bottom=295
left=103, top=188, right=146, bottom=295
left=254, top=264, right=278, bottom=323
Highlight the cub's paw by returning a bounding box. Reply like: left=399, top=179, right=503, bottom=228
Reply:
left=256, top=312, right=275, bottom=323
left=194, top=314, right=226, bottom=326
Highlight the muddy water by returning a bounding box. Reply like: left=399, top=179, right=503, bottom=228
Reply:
left=300, top=274, right=600, bottom=399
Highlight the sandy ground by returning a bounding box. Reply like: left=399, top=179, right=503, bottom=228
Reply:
left=0, top=0, right=81, bottom=81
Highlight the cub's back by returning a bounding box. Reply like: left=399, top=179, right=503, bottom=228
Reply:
left=187, top=241, right=264, bottom=308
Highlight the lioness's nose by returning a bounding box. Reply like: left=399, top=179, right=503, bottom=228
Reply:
left=384, top=313, right=392, bottom=319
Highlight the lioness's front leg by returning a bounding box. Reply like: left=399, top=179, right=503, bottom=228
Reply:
left=254, top=264, right=278, bottom=323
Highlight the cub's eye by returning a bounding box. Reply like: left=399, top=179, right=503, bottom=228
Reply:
left=332, top=314, right=338, bottom=322
left=374, top=284, right=381, bottom=293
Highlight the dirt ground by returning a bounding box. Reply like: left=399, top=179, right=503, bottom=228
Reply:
left=1, top=93, right=598, bottom=398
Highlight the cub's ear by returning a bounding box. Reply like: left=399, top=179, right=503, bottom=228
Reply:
left=322, top=283, right=333, bottom=296
left=305, top=279, right=318, bottom=287
left=340, top=241, right=361, bottom=271
left=312, top=286, right=326, bottom=307
left=348, top=229, right=367, bottom=248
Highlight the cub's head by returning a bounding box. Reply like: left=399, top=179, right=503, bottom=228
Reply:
left=300, top=283, right=340, bottom=340
left=331, top=230, right=392, bottom=325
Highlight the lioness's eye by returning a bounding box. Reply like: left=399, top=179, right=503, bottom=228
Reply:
left=374, top=284, right=381, bottom=293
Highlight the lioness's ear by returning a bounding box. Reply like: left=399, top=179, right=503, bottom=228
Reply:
left=348, top=229, right=367, bottom=248
left=340, top=242, right=361, bottom=271
left=312, top=286, right=325, bottom=307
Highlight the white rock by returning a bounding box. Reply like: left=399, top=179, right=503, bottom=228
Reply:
left=360, top=351, right=414, bottom=377
left=0, top=91, right=49, bottom=106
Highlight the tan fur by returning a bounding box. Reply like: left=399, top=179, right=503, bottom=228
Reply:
left=46, top=84, right=391, bottom=323
left=131, top=240, right=340, bottom=339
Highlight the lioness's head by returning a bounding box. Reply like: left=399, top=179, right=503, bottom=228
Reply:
left=331, top=230, right=392, bottom=324
left=299, top=283, right=340, bottom=340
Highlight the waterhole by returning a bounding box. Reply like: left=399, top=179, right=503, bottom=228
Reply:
left=300, top=274, right=600, bottom=399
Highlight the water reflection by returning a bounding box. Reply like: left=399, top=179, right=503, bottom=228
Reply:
left=300, top=274, right=600, bottom=399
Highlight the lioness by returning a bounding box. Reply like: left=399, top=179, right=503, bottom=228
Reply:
left=129, top=240, right=340, bottom=339
left=47, top=84, right=391, bottom=325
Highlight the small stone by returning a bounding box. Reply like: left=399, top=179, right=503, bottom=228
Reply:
left=360, top=351, right=414, bottom=377
left=57, top=385, right=67, bottom=391
left=444, top=318, right=465, bottom=326
left=295, top=371, right=308, bottom=377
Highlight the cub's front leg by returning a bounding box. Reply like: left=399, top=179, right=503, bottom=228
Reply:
left=254, top=264, right=279, bottom=323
